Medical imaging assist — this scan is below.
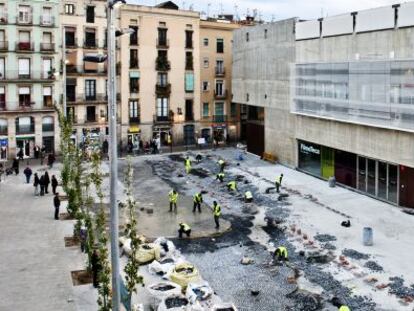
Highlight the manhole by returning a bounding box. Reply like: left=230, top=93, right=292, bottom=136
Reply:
left=71, top=270, right=93, bottom=286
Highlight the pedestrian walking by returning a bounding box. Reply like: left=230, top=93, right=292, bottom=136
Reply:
left=218, top=159, right=225, bottom=173
left=273, top=246, right=288, bottom=262
left=23, top=166, right=32, bottom=184
left=12, top=158, right=19, bottom=175
left=193, top=192, right=203, bottom=213
left=34, top=145, right=40, bottom=159
left=53, top=192, right=60, bottom=220
left=168, top=189, right=178, bottom=212
left=47, top=153, right=55, bottom=169
left=216, top=172, right=225, bottom=183
left=178, top=222, right=191, bottom=238
left=227, top=180, right=237, bottom=192
left=91, top=249, right=101, bottom=288
left=44, top=171, right=50, bottom=194
left=51, top=175, right=58, bottom=195
left=40, top=145, right=46, bottom=165
left=39, top=174, right=45, bottom=196
left=213, top=201, right=221, bottom=229
left=102, top=139, right=109, bottom=158
left=17, top=148, right=24, bottom=160
left=275, top=173, right=283, bottom=193
left=33, top=173, right=40, bottom=196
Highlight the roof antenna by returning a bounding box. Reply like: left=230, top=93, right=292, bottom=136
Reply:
left=207, top=3, right=211, bottom=18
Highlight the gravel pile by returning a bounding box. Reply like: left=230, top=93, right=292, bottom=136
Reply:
left=388, top=277, right=414, bottom=298
left=342, top=249, right=370, bottom=260
left=364, top=261, right=384, bottom=272
left=314, top=234, right=337, bottom=242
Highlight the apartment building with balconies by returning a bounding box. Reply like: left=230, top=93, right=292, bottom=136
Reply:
left=119, top=2, right=200, bottom=147
left=199, top=19, right=240, bottom=145
left=60, top=0, right=113, bottom=144
left=0, top=0, right=61, bottom=160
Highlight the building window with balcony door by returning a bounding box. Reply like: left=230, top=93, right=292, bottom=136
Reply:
left=86, top=106, right=96, bottom=122
left=215, top=80, right=224, bottom=96
left=18, top=5, right=31, bottom=24
left=18, top=58, right=30, bottom=79
left=216, top=38, right=224, bottom=53
left=130, top=77, right=139, bottom=93
left=85, top=80, right=96, bottom=100
left=185, top=99, right=194, bottom=121
left=0, top=4, right=6, bottom=23
left=0, top=57, right=5, bottom=79
left=156, top=97, right=169, bottom=120
left=18, top=31, right=31, bottom=51
left=130, top=26, right=138, bottom=45
left=216, top=60, right=224, bottom=75
left=185, top=30, right=193, bottom=49
left=202, top=102, right=209, bottom=118
left=215, top=102, right=224, bottom=122
left=42, top=58, right=52, bottom=79
left=0, top=86, right=5, bottom=110
left=65, top=4, right=75, bottom=15
left=86, top=6, right=95, bottom=23
left=66, top=79, right=76, bottom=102
left=43, top=86, right=52, bottom=107
left=65, top=27, right=76, bottom=47
left=202, top=81, right=209, bottom=92
left=129, top=100, right=140, bottom=123
left=0, top=118, right=7, bottom=136
left=158, top=73, right=168, bottom=87
left=231, top=102, right=237, bottom=117
left=0, top=30, right=5, bottom=50
left=85, top=28, right=96, bottom=48
left=16, top=116, right=34, bottom=135
left=41, top=7, right=52, bottom=25
left=130, top=49, right=138, bottom=68
left=18, top=87, right=31, bottom=107
left=41, top=32, right=53, bottom=51
left=185, top=52, right=193, bottom=70
left=158, top=28, right=168, bottom=47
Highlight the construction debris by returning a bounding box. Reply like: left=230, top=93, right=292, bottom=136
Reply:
left=314, top=234, right=337, bottom=243
left=342, top=249, right=370, bottom=260
left=364, top=261, right=384, bottom=272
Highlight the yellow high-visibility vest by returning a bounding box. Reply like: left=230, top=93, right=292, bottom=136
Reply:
left=180, top=223, right=191, bottom=231
left=213, top=204, right=221, bottom=217
left=276, top=246, right=288, bottom=259
left=169, top=190, right=178, bottom=203
left=339, top=306, right=350, bottom=311
left=245, top=191, right=253, bottom=199
left=227, top=181, right=237, bottom=190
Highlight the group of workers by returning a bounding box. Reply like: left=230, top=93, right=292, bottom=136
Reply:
left=174, top=155, right=350, bottom=311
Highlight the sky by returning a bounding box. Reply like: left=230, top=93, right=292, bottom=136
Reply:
left=126, top=0, right=401, bottom=21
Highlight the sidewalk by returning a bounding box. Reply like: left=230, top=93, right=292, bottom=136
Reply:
left=0, top=165, right=76, bottom=311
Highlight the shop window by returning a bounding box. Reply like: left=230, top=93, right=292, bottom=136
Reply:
left=334, top=150, right=357, bottom=189
left=388, top=164, right=398, bottom=203
left=298, top=141, right=321, bottom=177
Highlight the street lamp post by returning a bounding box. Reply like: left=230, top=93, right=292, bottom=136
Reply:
left=62, top=26, right=67, bottom=118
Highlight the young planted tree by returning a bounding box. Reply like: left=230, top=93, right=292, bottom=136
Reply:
left=124, top=159, right=144, bottom=307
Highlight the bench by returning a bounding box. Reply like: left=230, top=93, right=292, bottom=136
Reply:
left=262, top=152, right=277, bottom=164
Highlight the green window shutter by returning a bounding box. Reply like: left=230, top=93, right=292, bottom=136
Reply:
left=185, top=73, right=194, bottom=91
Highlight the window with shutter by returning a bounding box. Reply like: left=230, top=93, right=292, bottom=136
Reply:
left=18, top=59, right=30, bottom=78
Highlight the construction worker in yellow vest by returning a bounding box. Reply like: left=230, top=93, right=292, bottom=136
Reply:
left=332, top=298, right=350, bottom=311
left=273, top=246, right=288, bottom=262
left=213, top=201, right=221, bottom=229
left=185, top=156, right=192, bottom=174
left=178, top=222, right=191, bottom=238
left=216, top=172, right=225, bottom=183
left=339, top=306, right=350, bottom=311
left=244, top=191, right=253, bottom=203
left=168, top=189, right=178, bottom=212
left=275, top=173, right=283, bottom=193
left=193, top=192, right=203, bottom=213
left=218, top=159, right=225, bottom=173
left=227, top=180, right=237, bottom=192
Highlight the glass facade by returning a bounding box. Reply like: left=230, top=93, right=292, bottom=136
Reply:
left=292, top=60, right=414, bottom=131
left=298, top=140, right=414, bottom=208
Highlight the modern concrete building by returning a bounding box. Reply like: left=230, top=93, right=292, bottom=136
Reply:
left=60, top=0, right=111, bottom=146
left=118, top=2, right=201, bottom=149
left=199, top=18, right=240, bottom=144
left=233, top=4, right=414, bottom=209
left=0, top=0, right=61, bottom=160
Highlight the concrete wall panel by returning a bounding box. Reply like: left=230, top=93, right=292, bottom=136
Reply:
left=399, top=2, right=414, bottom=28
left=356, top=6, right=394, bottom=33
left=296, top=20, right=320, bottom=40
left=322, top=14, right=353, bottom=37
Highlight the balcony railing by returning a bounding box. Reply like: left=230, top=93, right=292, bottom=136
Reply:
left=16, top=42, right=33, bottom=51
left=16, top=124, right=35, bottom=135
left=153, top=114, right=172, bottom=123
left=84, top=39, right=98, bottom=49
left=0, top=71, right=56, bottom=81
left=215, top=67, right=225, bottom=76
left=66, top=65, right=107, bottom=75
left=39, top=16, right=55, bottom=27
left=16, top=15, right=33, bottom=25
left=40, top=42, right=55, bottom=52
left=129, top=117, right=140, bottom=124
left=0, top=41, right=8, bottom=51
left=155, top=57, right=171, bottom=71
left=156, top=38, right=169, bottom=49
left=214, top=89, right=228, bottom=99
left=67, top=93, right=107, bottom=103
left=155, top=83, right=171, bottom=95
